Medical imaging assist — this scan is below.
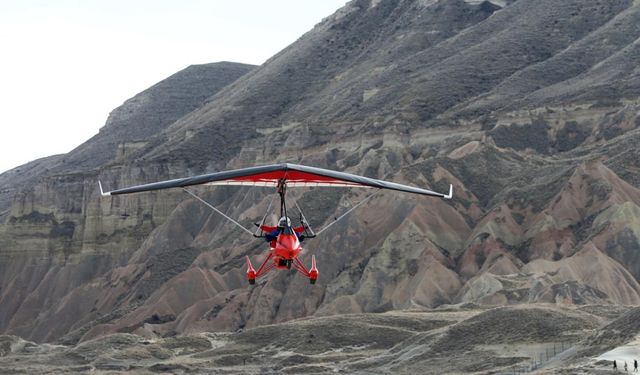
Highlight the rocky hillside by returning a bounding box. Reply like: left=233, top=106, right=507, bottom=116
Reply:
left=2, top=0, right=640, bottom=345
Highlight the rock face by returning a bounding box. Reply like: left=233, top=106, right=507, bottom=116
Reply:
left=2, top=0, right=640, bottom=344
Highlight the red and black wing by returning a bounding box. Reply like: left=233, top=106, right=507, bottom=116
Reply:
left=100, top=163, right=452, bottom=199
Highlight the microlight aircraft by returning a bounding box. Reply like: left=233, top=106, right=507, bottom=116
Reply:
left=100, top=163, right=452, bottom=285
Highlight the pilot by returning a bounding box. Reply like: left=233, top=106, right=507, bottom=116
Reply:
left=261, top=216, right=305, bottom=246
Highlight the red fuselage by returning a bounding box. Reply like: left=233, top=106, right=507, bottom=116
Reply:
left=272, top=232, right=302, bottom=268
left=246, top=226, right=318, bottom=284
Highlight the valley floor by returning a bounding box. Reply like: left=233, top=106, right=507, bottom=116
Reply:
left=1, top=303, right=637, bottom=374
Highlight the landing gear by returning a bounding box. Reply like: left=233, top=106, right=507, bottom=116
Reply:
left=246, top=254, right=276, bottom=285
left=308, top=255, right=318, bottom=285
left=290, top=255, right=318, bottom=285
left=276, top=258, right=294, bottom=269
left=247, top=252, right=319, bottom=285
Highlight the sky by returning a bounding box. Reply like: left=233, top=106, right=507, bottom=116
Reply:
left=0, top=0, right=347, bottom=174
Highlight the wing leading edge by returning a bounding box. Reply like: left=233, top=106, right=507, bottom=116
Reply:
left=100, top=163, right=452, bottom=199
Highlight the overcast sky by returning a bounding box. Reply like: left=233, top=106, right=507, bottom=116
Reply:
left=0, top=0, right=347, bottom=173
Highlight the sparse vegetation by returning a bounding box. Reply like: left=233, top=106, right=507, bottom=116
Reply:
left=489, top=119, right=551, bottom=154
left=0, top=305, right=619, bottom=374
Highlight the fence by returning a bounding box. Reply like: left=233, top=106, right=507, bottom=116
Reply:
left=496, top=341, right=571, bottom=375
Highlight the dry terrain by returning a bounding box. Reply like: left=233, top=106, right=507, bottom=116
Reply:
left=2, top=304, right=635, bottom=374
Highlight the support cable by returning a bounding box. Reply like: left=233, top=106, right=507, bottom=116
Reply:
left=315, top=189, right=380, bottom=236
left=182, top=188, right=254, bottom=236
left=294, top=199, right=316, bottom=237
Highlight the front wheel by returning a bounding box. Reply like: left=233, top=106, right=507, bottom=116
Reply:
left=249, top=279, right=256, bottom=285
left=309, top=278, right=316, bottom=285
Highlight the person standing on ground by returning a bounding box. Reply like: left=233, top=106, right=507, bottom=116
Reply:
left=634, top=359, right=638, bottom=372
left=614, top=360, right=617, bottom=371
left=626, top=361, right=628, bottom=371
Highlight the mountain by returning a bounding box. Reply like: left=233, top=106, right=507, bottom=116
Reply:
left=0, top=61, right=256, bottom=342
left=1, top=0, right=640, bottom=347
left=0, top=62, right=255, bottom=217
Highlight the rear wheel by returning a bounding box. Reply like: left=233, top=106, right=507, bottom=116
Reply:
left=249, top=279, right=255, bottom=285
left=310, top=278, right=316, bottom=285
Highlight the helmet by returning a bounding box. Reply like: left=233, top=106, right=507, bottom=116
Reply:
left=278, top=216, right=291, bottom=228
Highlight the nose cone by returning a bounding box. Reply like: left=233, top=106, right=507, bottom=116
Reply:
left=277, top=233, right=299, bottom=251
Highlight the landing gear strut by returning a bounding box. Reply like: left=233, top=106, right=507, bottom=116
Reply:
left=247, top=254, right=318, bottom=285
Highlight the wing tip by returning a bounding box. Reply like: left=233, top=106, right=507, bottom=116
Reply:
left=99, top=181, right=111, bottom=197
left=444, top=184, right=453, bottom=199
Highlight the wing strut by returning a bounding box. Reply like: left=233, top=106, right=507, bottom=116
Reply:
left=294, top=199, right=316, bottom=238
left=255, top=193, right=277, bottom=237
left=315, top=189, right=380, bottom=236
left=182, top=188, right=255, bottom=236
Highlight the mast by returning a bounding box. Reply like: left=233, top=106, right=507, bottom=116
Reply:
left=277, top=178, right=287, bottom=219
